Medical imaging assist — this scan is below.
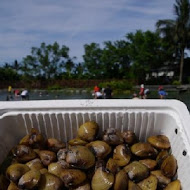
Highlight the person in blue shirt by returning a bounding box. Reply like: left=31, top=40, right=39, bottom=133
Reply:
left=158, top=86, right=168, bottom=99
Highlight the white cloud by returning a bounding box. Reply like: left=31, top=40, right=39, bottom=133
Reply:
left=0, top=0, right=174, bottom=64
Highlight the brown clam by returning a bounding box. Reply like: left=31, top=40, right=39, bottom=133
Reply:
left=86, top=140, right=111, bottom=159
left=71, top=181, right=91, bottom=190
left=147, top=135, right=170, bottom=149
left=114, top=170, right=128, bottom=190
left=124, top=161, right=149, bottom=182
left=39, top=150, right=56, bottom=166
left=128, top=180, right=141, bottom=190
left=106, top=158, right=119, bottom=174
left=38, top=172, right=63, bottom=190
left=151, top=170, right=171, bottom=188
left=78, top=121, right=99, bottom=142
left=122, top=130, right=138, bottom=145
left=12, top=145, right=37, bottom=162
left=26, top=158, right=44, bottom=171
left=131, top=142, right=158, bottom=158
left=18, top=170, right=41, bottom=189
left=60, top=169, right=87, bottom=188
left=19, top=128, right=44, bottom=149
left=69, top=138, right=88, bottom=146
left=164, top=180, right=181, bottom=190
left=48, top=160, right=69, bottom=177
left=161, top=154, right=177, bottom=178
left=139, top=159, right=157, bottom=171
left=156, top=150, right=169, bottom=166
left=137, top=175, right=158, bottom=190
left=91, top=167, right=114, bottom=190
left=103, top=128, right=123, bottom=145
left=66, top=145, right=95, bottom=169
left=7, top=182, right=20, bottom=190
left=113, top=144, right=131, bottom=167
left=6, top=163, right=30, bottom=183
left=47, top=138, right=65, bottom=152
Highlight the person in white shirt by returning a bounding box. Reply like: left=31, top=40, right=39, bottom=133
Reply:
left=94, top=90, right=103, bottom=99
left=21, top=90, right=29, bottom=100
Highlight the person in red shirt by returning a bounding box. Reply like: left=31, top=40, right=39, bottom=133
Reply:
left=139, top=84, right=145, bottom=99
left=94, top=85, right=100, bottom=93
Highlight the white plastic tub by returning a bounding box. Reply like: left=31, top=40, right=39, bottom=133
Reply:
left=0, top=99, right=190, bottom=189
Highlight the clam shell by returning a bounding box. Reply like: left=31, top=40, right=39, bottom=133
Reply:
left=147, top=135, right=170, bottom=149
left=91, top=167, right=114, bottom=190
left=113, top=144, right=131, bottom=166
left=18, top=170, right=41, bottom=189
left=164, top=180, right=181, bottom=190
left=151, top=170, right=171, bottom=188
left=6, top=163, right=30, bottom=183
left=161, top=155, right=177, bottom=178
left=66, top=145, right=95, bottom=169
left=131, top=143, right=157, bottom=158
left=86, top=141, right=111, bottom=159
left=78, top=121, right=99, bottom=142
left=114, top=170, right=128, bottom=190
left=61, top=169, right=87, bottom=188
left=124, top=161, right=149, bottom=182
left=137, top=175, right=158, bottom=190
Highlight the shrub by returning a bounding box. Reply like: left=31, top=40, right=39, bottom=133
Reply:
left=172, top=80, right=181, bottom=85
left=98, top=80, right=133, bottom=90
left=47, top=84, right=62, bottom=90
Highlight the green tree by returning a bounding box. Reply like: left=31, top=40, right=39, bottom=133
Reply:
left=74, top=63, right=84, bottom=79
left=21, top=42, right=70, bottom=80
left=63, top=58, right=75, bottom=79
left=156, top=0, right=190, bottom=83
left=101, top=40, right=130, bottom=79
left=83, top=43, right=103, bottom=78
left=126, top=30, right=164, bottom=82
left=0, top=67, right=20, bottom=81
left=22, top=55, right=38, bottom=78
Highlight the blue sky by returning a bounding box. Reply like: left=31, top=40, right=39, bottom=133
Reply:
left=0, top=0, right=175, bottom=64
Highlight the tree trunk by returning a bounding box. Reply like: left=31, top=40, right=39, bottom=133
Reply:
left=179, top=48, right=184, bottom=84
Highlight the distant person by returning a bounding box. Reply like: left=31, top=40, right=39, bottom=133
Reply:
left=8, top=85, right=12, bottom=94
left=139, top=84, right=145, bottom=99
left=94, top=85, right=100, bottom=93
left=14, top=89, right=20, bottom=97
left=94, top=89, right=103, bottom=99
left=132, top=93, right=139, bottom=99
left=103, top=85, right=113, bottom=99
left=6, top=85, right=13, bottom=101
left=21, top=90, right=29, bottom=100
left=144, top=88, right=150, bottom=99
left=158, top=86, right=167, bottom=99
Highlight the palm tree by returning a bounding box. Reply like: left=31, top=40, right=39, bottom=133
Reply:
left=156, top=0, right=190, bottom=83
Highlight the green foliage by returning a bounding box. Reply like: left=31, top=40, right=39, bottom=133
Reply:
left=47, top=84, right=63, bottom=90
left=83, top=40, right=131, bottom=79
left=0, top=67, right=20, bottom=81
left=83, top=43, right=103, bottom=79
left=99, top=80, right=133, bottom=90
left=156, top=0, right=190, bottom=83
left=126, top=30, right=169, bottom=83
left=172, top=80, right=181, bottom=85
left=21, top=42, right=71, bottom=79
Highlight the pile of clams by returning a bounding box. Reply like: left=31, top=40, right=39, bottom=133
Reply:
left=0, top=121, right=181, bottom=190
